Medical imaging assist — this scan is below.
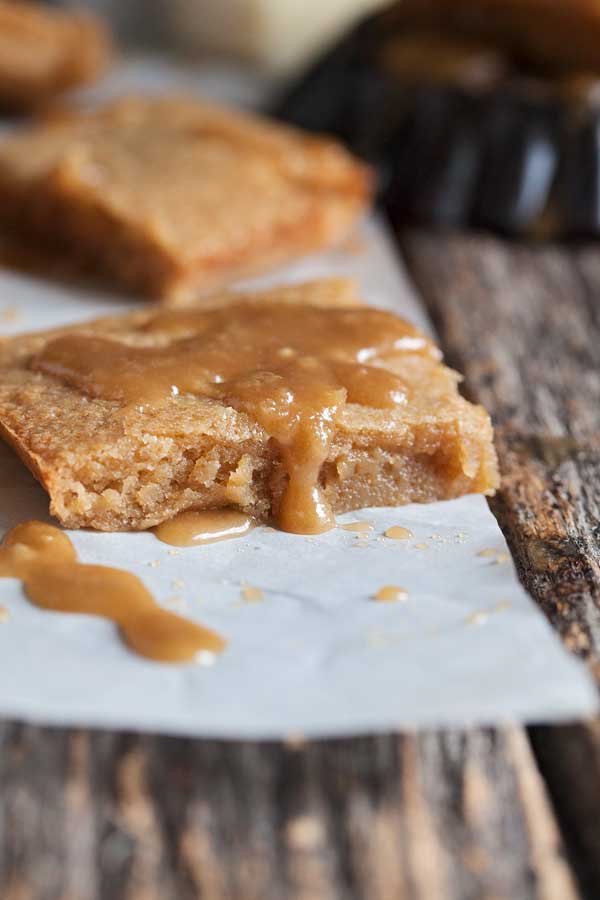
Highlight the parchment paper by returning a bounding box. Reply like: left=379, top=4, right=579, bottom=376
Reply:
left=0, top=63, right=595, bottom=738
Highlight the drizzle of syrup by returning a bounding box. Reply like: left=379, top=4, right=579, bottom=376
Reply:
left=0, top=521, right=226, bottom=663
left=477, top=548, right=510, bottom=564
left=466, top=599, right=512, bottom=626
left=241, top=585, right=264, bottom=603
left=33, top=303, right=436, bottom=535
left=384, top=526, right=413, bottom=540
left=373, top=586, right=409, bottom=603
left=154, top=509, right=254, bottom=547
left=339, top=521, right=373, bottom=533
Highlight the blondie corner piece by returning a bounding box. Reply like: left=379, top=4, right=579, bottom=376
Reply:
left=0, top=95, right=372, bottom=303
left=0, top=0, right=111, bottom=113
left=0, top=279, right=499, bottom=533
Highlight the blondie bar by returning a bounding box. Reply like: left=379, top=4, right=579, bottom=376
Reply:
left=0, top=280, right=498, bottom=534
left=0, top=0, right=110, bottom=112
left=0, top=96, right=371, bottom=302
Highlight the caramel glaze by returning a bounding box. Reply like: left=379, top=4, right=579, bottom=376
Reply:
left=374, top=585, right=408, bottom=603
left=155, top=509, right=254, bottom=547
left=0, top=521, right=226, bottom=663
left=384, top=525, right=413, bottom=540
left=33, top=303, right=437, bottom=535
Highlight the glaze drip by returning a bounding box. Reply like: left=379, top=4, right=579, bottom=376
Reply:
left=0, top=521, right=226, bottom=663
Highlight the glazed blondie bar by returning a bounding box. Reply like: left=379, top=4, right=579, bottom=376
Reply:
left=0, top=279, right=499, bottom=534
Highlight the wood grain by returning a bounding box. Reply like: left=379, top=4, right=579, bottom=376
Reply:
left=402, top=232, right=600, bottom=668
left=0, top=725, right=579, bottom=900
left=402, top=230, right=600, bottom=898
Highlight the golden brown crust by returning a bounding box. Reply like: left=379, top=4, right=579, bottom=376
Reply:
left=0, top=95, right=372, bottom=301
left=0, top=280, right=499, bottom=531
left=0, top=1, right=111, bottom=112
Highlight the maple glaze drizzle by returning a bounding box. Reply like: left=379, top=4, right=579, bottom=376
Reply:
left=241, top=585, right=264, bottom=603
left=339, top=521, right=373, bottom=533
left=0, top=521, right=226, bottom=663
left=154, top=509, right=254, bottom=547
left=374, top=586, right=409, bottom=603
left=33, top=303, right=436, bottom=535
left=384, top=526, right=413, bottom=540
left=477, top=547, right=510, bottom=563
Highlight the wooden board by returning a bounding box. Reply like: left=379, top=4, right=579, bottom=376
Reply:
left=403, top=231, right=600, bottom=899
left=2, top=230, right=600, bottom=899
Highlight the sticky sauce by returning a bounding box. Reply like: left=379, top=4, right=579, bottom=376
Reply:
left=154, top=509, right=254, bottom=547
left=340, top=521, right=373, bottom=533
left=241, top=585, right=264, bottom=603
left=466, top=600, right=512, bottom=626
left=494, top=599, right=512, bottom=613
left=32, top=303, right=437, bottom=536
left=477, top=548, right=510, bottom=564
left=466, top=610, right=489, bottom=626
left=374, top=586, right=409, bottom=603
left=0, top=521, right=226, bottom=663
left=0, top=305, right=18, bottom=323
left=384, top=526, right=413, bottom=540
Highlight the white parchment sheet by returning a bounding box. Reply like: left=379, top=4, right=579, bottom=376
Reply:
left=0, top=63, right=596, bottom=737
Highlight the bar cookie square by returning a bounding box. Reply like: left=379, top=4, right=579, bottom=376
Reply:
left=0, top=279, right=499, bottom=533
left=0, top=0, right=111, bottom=112
left=0, top=96, right=372, bottom=302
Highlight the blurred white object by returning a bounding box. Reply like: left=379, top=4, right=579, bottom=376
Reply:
left=167, top=0, right=390, bottom=73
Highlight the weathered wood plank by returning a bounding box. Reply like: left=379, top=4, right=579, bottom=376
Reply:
left=402, top=235, right=600, bottom=435
left=402, top=231, right=600, bottom=668
left=402, top=229, right=600, bottom=897
left=530, top=722, right=600, bottom=900
left=0, top=725, right=579, bottom=900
